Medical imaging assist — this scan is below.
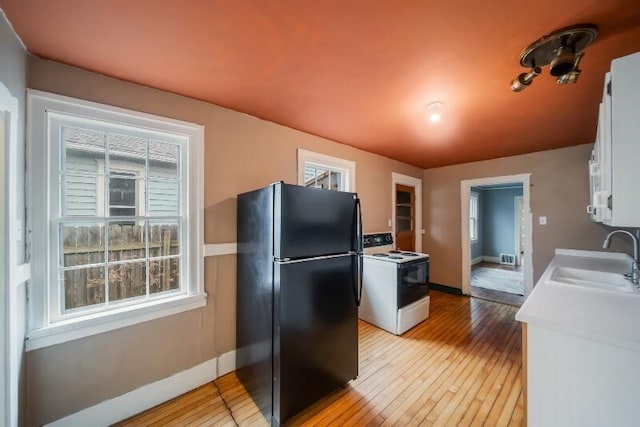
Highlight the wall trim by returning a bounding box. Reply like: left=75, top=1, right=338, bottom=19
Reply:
left=204, top=242, right=237, bottom=257
left=429, top=283, right=465, bottom=296
left=471, top=256, right=483, bottom=266
left=482, top=256, right=500, bottom=264
left=217, top=349, right=236, bottom=377
left=46, top=358, right=218, bottom=427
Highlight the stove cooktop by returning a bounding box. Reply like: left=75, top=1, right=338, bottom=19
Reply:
left=364, top=250, right=429, bottom=264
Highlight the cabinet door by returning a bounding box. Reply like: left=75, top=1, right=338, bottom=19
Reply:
left=609, top=52, right=640, bottom=226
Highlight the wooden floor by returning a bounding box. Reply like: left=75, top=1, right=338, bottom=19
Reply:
left=471, top=262, right=525, bottom=307
left=117, top=291, right=524, bottom=426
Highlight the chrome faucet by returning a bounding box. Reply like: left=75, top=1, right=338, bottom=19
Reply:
left=602, top=230, right=639, bottom=286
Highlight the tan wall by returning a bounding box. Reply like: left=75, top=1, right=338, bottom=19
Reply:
left=423, top=144, right=632, bottom=289
left=26, top=56, right=422, bottom=425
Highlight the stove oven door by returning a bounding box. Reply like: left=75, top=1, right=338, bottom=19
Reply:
left=396, top=258, right=429, bottom=308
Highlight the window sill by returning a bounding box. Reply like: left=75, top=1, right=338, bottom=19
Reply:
left=26, top=293, right=208, bottom=351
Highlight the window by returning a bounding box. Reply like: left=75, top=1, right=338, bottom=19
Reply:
left=27, top=90, right=205, bottom=349
left=297, top=149, right=355, bottom=192
left=470, top=192, right=479, bottom=242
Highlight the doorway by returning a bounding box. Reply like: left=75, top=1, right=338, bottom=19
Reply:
left=391, top=173, right=422, bottom=252
left=395, top=184, right=415, bottom=251
left=460, top=174, right=533, bottom=304
left=0, top=106, right=6, bottom=424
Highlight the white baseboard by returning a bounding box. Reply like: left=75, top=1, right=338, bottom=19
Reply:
left=217, top=349, right=236, bottom=377
left=47, top=358, right=218, bottom=427
left=471, top=256, right=483, bottom=266
left=483, top=256, right=500, bottom=264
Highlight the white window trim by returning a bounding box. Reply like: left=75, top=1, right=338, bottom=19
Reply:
left=26, top=89, right=205, bottom=351
left=470, top=191, right=479, bottom=243
left=297, top=149, right=356, bottom=192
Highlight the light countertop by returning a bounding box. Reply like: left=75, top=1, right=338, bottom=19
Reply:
left=515, top=249, right=640, bottom=351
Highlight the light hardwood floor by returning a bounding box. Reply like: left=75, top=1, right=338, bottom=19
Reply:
left=117, top=291, right=524, bottom=426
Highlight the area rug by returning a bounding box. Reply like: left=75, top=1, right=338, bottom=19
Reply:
left=471, top=267, right=524, bottom=295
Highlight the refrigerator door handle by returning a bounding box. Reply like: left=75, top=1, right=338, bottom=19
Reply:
left=355, top=197, right=363, bottom=306
left=357, top=253, right=363, bottom=306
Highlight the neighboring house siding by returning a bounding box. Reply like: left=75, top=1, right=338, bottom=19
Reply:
left=65, top=154, right=99, bottom=216
left=148, top=164, right=179, bottom=216
left=65, top=154, right=178, bottom=216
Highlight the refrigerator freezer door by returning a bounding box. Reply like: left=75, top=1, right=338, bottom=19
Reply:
left=274, top=183, right=358, bottom=260
left=273, top=254, right=358, bottom=425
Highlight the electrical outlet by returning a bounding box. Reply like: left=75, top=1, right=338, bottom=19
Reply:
left=388, top=219, right=392, bottom=227
left=539, top=216, right=547, bottom=225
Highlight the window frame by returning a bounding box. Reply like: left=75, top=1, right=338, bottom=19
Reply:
left=26, top=90, right=205, bottom=351
left=470, top=191, right=479, bottom=243
left=297, top=149, right=356, bottom=192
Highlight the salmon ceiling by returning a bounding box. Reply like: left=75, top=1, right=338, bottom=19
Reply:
left=2, top=0, right=640, bottom=168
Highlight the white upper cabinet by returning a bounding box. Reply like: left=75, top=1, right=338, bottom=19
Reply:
left=589, top=51, right=640, bottom=227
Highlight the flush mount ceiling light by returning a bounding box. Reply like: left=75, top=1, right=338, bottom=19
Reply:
left=427, top=102, right=443, bottom=123
left=510, top=24, right=598, bottom=92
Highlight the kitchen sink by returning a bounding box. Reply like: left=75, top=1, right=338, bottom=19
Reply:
left=549, top=266, right=638, bottom=294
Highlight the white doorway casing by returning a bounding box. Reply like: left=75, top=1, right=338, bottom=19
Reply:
left=391, top=173, right=423, bottom=252
left=515, top=196, right=524, bottom=266
left=460, top=174, right=533, bottom=297
left=1, top=80, right=29, bottom=427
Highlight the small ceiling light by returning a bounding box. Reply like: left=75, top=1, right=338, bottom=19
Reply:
left=510, top=24, right=598, bottom=92
left=427, top=102, right=443, bottom=123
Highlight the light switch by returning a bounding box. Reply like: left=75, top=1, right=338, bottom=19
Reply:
left=539, top=216, right=547, bottom=225
left=388, top=219, right=392, bottom=227
left=421, top=229, right=426, bottom=235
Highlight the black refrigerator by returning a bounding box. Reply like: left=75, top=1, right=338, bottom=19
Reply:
left=236, top=182, right=362, bottom=426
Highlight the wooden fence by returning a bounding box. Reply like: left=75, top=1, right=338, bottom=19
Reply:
left=63, top=223, right=179, bottom=310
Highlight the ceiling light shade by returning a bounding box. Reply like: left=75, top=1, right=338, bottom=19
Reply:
left=511, top=67, right=542, bottom=92
left=510, top=24, right=598, bottom=92
left=427, top=102, right=443, bottom=123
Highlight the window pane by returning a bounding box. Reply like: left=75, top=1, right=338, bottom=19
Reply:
left=148, top=140, right=179, bottom=180
left=397, top=190, right=412, bottom=204
left=150, top=221, right=180, bottom=257
left=149, top=258, right=180, bottom=294
left=61, top=222, right=105, bottom=267
left=108, top=261, right=147, bottom=301
left=110, top=207, right=136, bottom=217
left=63, top=266, right=105, bottom=310
left=396, top=206, right=412, bottom=218
left=397, top=218, right=412, bottom=232
left=329, top=171, right=342, bottom=191
left=148, top=179, right=180, bottom=216
left=108, top=133, right=146, bottom=176
left=109, top=176, right=136, bottom=206
left=62, top=126, right=105, bottom=173
left=108, top=222, right=147, bottom=262
left=62, top=174, right=104, bottom=217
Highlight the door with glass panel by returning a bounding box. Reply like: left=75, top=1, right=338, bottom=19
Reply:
left=395, top=184, right=415, bottom=251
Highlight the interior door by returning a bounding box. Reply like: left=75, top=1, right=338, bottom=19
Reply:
left=395, top=184, right=415, bottom=251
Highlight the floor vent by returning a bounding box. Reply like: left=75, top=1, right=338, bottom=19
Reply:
left=499, top=253, right=516, bottom=265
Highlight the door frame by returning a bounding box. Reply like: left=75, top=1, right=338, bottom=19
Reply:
left=1, top=80, right=23, bottom=427
left=515, top=196, right=524, bottom=266
left=391, top=173, right=422, bottom=252
left=460, top=174, right=533, bottom=297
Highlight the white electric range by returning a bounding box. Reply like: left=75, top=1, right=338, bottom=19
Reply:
left=359, top=232, right=430, bottom=335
